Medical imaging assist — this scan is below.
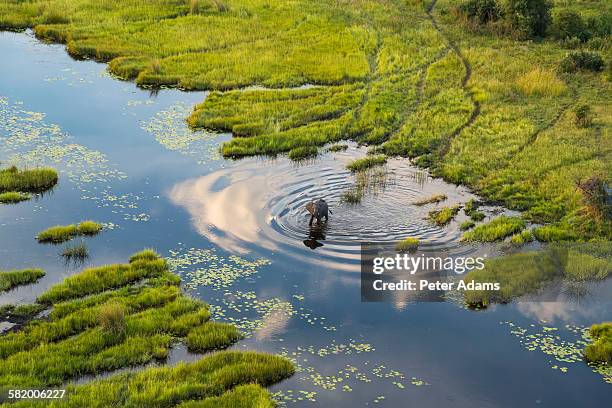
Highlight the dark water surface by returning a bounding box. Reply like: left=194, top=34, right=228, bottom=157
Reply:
left=0, top=31, right=610, bottom=407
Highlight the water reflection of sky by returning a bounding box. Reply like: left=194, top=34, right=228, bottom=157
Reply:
left=0, top=30, right=610, bottom=407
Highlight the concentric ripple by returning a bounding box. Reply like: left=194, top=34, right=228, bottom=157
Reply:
left=169, top=144, right=483, bottom=269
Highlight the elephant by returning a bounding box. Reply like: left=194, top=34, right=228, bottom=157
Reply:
left=305, top=199, right=332, bottom=225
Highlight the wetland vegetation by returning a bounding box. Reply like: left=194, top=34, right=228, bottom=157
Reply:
left=36, top=221, right=103, bottom=243
left=0, top=250, right=294, bottom=405
left=0, top=268, right=45, bottom=293
left=0, top=166, right=57, bottom=194
left=1, top=0, right=610, bottom=241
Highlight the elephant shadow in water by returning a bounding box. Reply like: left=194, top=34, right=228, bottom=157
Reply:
left=303, top=223, right=327, bottom=250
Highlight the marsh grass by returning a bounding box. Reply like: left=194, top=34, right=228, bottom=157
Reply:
left=0, top=191, right=30, bottom=204
left=0, top=166, right=57, bottom=193
left=510, top=229, right=534, bottom=244
left=463, top=250, right=559, bottom=307
left=0, top=269, right=45, bottom=292
left=0, top=251, right=293, bottom=397
left=460, top=220, right=476, bottom=230
left=77, top=220, right=103, bottom=236
left=341, top=166, right=389, bottom=204
left=464, top=244, right=611, bottom=307
left=37, top=221, right=103, bottom=243
left=288, top=146, right=318, bottom=161
left=61, top=243, right=89, bottom=264
left=0, top=303, right=45, bottom=321
left=327, top=143, right=348, bottom=152
left=1, top=0, right=610, bottom=242
left=462, top=216, right=525, bottom=242
left=346, top=155, right=387, bottom=172
left=187, top=322, right=243, bottom=352
left=395, top=237, right=419, bottom=252
left=413, top=194, right=447, bottom=206
left=37, top=224, right=78, bottom=243
left=584, top=322, right=612, bottom=364
left=428, top=205, right=461, bottom=226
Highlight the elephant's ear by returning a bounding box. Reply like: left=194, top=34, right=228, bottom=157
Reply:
left=305, top=202, right=315, bottom=215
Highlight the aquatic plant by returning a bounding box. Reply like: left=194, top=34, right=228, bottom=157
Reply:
left=346, top=155, right=387, bottom=172
left=395, top=237, right=419, bottom=252
left=510, top=229, right=533, bottom=244
left=0, top=269, right=45, bottom=292
left=77, top=220, right=103, bottom=236
left=462, top=216, right=525, bottom=242
left=413, top=194, right=447, bottom=206
left=0, top=166, right=57, bottom=193
left=428, top=206, right=461, bottom=226
left=327, top=143, right=348, bottom=152
left=37, top=221, right=103, bottom=243
left=0, top=251, right=294, bottom=400
left=37, top=224, right=79, bottom=243
left=0, top=191, right=30, bottom=204
left=584, top=322, right=612, bottom=364
left=460, top=220, right=476, bottom=231
left=288, top=146, right=318, bottom=161
left=0, top=303, right=45, bottom=321
left=61, top=243, right=89, bottom=263
left=187, top=321, right=243, bottom=352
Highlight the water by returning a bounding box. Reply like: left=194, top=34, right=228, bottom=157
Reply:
left=0, top=31, right=610, bottom=407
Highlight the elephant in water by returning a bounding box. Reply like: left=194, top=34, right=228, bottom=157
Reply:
left=305, top=199, right=332, bottom=225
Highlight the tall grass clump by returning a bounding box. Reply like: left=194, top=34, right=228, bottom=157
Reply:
left=584, top=322, right=612, bottom=364
left=77, top=220, right=103, bottom=236
left=516, top=68, right=567, bottom=97
left=428, top=206, right=461, bottom=226
left=288, top=146, right=318, bottom=161
left=0, top=192, right=30, bottom=204
left=395, top=237, right=419, bottom=252
left=37, top=224, right=78, bottom=243
left=61, top=243, right=89, bottom=263
left=346, top=155, right=387, bottom=172
left=0, top=166, right=58, bottom=193
left=98, top=302, right=126, bottom=337
left=0, top=269, right=45, bottom=292
left=462, top=216, right=526, bottom=241
left=187, top=322, right=242, bottom=352
left=37, top=221, right=103, bottom=243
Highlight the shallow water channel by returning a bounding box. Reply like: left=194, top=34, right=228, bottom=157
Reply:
left=0, top=31, right=610, bottom=407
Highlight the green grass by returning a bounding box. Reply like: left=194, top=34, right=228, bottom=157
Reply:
left=5, top=353, right=293, bottom=408
left=327, top=143, right=349, bottom=152
left=77, top=220, right=103, bottom=236
left=462, top=216, right=526, bottom=242
left=187, top=321, right=243, bottom=352
left=0, top=251, right=294, bottom=397
left=36, top=225, right=79, bottom=243
left=0, top=269, right=45, bottom=293
left=0, top=304, right=45, bottom=321
left=37, top=221, right=103, bottom=243
left=460, top=220, right=476, bottom=230
left=584, top=322, right=612, bottom=364
left=413, top=194, right=447, bottom=206
left=288, top=145, right=318, bottom=161
left=346, top=155, right=387, bottom=172
left=0, top=166, right=58, bottom=193
left=395, top=237, right=420, bottom=252
left=464, top=243, right=611, bottom=307
left=0, top=191, right=30, bottom=204
left=428, top=205, right=461, bottom=226
left=510, top=229, right=534, bottom=244
left=0, top=0, right=610, bottom=241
